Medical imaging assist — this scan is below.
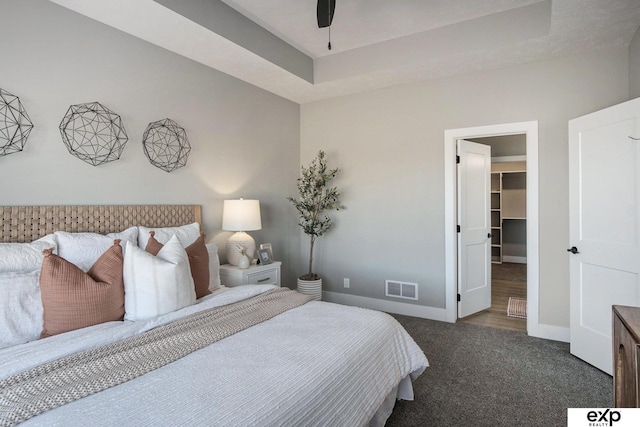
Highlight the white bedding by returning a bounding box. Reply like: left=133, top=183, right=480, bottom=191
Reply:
left=0, top=285, right=428, bottom=426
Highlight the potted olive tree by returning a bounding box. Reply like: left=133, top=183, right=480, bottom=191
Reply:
left=288, top=150, right=344, bottom=300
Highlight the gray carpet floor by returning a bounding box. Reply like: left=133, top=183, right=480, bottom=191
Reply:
left=385, top=315, right=612, bottom=426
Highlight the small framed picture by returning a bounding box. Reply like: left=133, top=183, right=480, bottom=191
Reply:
left=259, top=243, right=273, bottom=260
left=258, top=248, right=273, bottom=265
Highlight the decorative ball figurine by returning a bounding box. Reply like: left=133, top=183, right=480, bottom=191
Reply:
left=142, top=118, right=191, bottom=173
left=59, top=102, right=128, bottom=166
left=0, top=88, right=34, bottom=157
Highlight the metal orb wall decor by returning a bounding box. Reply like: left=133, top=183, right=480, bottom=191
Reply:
left=59, top=102, right=128, bottom=166
left=142, top=118, right=191, bottom=173
left=0, top=88, right=34, bottom=157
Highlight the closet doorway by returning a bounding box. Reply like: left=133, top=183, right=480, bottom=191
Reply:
left=443, top=121, right=539, bottom=336
left=463, top=135, right=527, bottom=332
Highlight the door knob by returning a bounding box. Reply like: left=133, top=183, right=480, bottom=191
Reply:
left=567, top=246, right=579, bottom=254
left=487, top=233, right=492, bottom=238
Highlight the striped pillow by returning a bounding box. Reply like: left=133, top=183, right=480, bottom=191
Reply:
left=39, top=241, right=125, bottom=338
left=145, top=231, right=211, bottom=299
left=123, top=236, right=196, bottom=321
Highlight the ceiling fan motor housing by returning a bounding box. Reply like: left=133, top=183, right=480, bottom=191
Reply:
left=317, top=0, right=335, bottom=28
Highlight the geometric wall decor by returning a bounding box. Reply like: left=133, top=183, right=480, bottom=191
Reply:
left=59, top=102, right=128, bottom=166
left=0, top=88, right=34, bottom=157
left=142, top=118, right=191, bottom=173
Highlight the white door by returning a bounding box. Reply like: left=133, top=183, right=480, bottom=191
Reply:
left=457, top=139, right=492, bottom=318
left=569, top=97, right=640, bottom=375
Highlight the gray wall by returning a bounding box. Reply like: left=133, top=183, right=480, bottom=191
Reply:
left=301, top=48, right=629, bottom=328
left=0, top=0, right=302, bottom=286
left=1, top=0, right=635, bottom=329
left=631, top=25, right=640, bottom=99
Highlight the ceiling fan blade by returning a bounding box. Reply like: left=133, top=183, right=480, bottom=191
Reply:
left=317, top=0, right=335, bottom=28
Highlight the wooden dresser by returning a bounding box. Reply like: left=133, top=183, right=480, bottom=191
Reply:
left=613, top=305, right=640, bottom=407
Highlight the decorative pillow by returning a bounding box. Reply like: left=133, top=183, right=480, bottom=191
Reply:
left=145, top=231, right=210, bottom=299
left=137, top=222, right=200, bottom=250
left=54, top=227, right=138, bottom=272
left=0, top=235, right=57, bottom=273
left=0, top=270, right=43, bottom=349
left=39, top=241, right=125, bottom=338
left=206, top=243, right=221, bottom=291
left=123, top=236, right=196, bottom=321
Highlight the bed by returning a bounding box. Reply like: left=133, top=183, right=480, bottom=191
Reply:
left=0, top=205, right=428, bottom=426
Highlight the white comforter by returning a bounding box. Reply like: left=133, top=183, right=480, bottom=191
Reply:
left=0, top=285, right=428, bottom=426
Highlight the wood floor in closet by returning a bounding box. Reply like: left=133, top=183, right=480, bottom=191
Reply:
left=460, top=263, right=527, bottom=332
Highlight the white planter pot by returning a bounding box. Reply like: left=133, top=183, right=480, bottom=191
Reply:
left=297, top=277, right=322, bottom=301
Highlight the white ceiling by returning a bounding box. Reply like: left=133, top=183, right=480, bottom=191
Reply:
left=222, top=0, right=544, bottom=58
left=49, top=0, right=640, bottom=104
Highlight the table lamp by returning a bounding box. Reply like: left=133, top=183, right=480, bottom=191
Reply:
left=222, top=198, right=262, bottom=265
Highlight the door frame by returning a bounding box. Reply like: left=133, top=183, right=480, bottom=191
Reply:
left=444, top=121, right=540, bottom=337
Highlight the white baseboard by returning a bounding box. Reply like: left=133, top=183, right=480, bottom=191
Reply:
left=324, top=291, right=570, bottom=343
left=502, top=256, right=527, bottom=264
left=323, top=291, right=449, bottom=322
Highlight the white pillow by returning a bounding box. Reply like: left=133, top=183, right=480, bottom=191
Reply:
left=138, top=222, right=200, bottom=250
left=0, top=270, right=43, bottom=349
left=206, top=243, right=221, bottom=291
left=123, top=236, right=196, bottom=321
left=0, top=235, right=57, bottom=273
left=54, top=227, right=138, bottom=272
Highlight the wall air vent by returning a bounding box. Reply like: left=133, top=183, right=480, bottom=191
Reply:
left=385, top=280, right=418, bottom=301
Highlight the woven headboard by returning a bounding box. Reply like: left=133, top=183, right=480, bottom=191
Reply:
left=0, top=205, right=202, bottom=243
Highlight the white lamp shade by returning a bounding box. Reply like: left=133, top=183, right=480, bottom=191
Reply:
left=222, top=199, right=262, bottom=231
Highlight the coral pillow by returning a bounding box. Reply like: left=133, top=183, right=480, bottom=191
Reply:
left=145, top=231, right=211, bottom=299
left=39, top=241, right=125, bottom=338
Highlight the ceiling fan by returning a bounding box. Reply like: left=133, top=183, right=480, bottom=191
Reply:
left=317, top=0, right=336, bottom=50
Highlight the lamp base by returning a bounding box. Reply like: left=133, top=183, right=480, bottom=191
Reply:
left=226, top=231, right=256, bottom=266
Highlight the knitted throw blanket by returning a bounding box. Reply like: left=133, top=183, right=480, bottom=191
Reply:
left=0, top=288, right=313, bottom=426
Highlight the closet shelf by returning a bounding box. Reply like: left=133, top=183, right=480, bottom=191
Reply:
left=490, top=168, right=526, bottom=264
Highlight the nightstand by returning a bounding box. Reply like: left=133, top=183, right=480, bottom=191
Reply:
left=219, top=261, right=281, bottom=287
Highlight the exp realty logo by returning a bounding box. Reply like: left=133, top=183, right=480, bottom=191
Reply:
left=568, top=408, right=640, bottom=427
left=585, top=409, right=620, bottom=426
